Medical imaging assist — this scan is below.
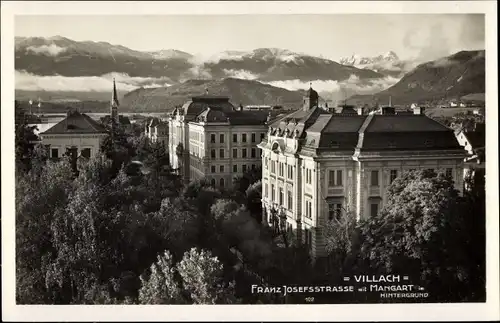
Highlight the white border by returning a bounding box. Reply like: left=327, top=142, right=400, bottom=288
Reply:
left=2, top=1, right=499, bottom=321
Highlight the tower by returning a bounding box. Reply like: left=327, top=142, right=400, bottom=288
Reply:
left=111, top=78, right=119, bottom=122
left=303, top=82, right=319, bottom=111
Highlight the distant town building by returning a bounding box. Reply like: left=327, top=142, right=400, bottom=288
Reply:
left=168, top=94, right=277, bottom=188
left=259, top=87, right=467, bottom=258
left=145, top=117, right=169, bottom=148
left=40, top=110, right=108, bottom=159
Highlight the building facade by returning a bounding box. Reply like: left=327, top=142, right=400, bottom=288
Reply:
left=258, top=87, right=467, bottom=258
left=168, top=95, right=272, bottom=188
left=145, top=117, right=169, bottom=149
left=40, top=110, right=108, bottom=159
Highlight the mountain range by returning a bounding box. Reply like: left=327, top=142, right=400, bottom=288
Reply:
left=15, top=36, right=384, bottom=84
left=14, top=36, right=485, bottom=112
left=348, top=50, right=485, bottom=106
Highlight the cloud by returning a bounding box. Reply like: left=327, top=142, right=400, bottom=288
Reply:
left=266, top=75, right=400, bottom=103
left=222, top=69, right=259, bottom=80
left=26, top=44, right=67, bottom=56
left=203, top=50, right=247, bottom=63
left=15, top=70, right=171, bottom=92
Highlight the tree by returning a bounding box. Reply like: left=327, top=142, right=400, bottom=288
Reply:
left=245, top=180, right=263, bottom=222
left=16, top=158, right=75, bottom=304
left=177, top=248, right=236, bottom=304
left=322, top=208, right=357, bottom=276
left=15, top=100, right=39, bottom=173
left=232, top=166, right=262, bottom=196
left=357, top=170, right=481, bottom=301
left=138, top=251, right=182, bottom=304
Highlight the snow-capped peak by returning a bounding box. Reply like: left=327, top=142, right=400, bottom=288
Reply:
left=340, top=51, right=400, bottom=66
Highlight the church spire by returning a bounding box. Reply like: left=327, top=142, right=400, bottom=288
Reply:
left=111, top=78, right=119, bottom=121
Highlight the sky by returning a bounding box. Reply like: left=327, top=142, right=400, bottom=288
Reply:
left=15, top=14, right=485, bottom=61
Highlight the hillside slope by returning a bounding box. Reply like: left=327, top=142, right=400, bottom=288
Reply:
left=348, top=50, right=485, bottom=106
left=121, top=78, right=307, bottom=112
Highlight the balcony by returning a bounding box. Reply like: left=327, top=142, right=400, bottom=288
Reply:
left=369, top=186, right=381, bottom=197
left=327, top=187, right=344, bottom=196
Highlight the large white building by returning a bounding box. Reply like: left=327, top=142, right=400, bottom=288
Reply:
left=258, top=86, right=467, bottom=258
left=168, top=95, right=276, bottom=188
left=40, top=110, right=108, bottom=159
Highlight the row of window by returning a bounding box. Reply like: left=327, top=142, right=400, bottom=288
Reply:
left=266, top=160, right=295, bottom=180
left=208, top=177, right=226, bottom=188
left=49, top=147, right=92, bottom=159
left=324, top=168, right=454, bottom=188
left=210, top=132, right=266, bottom=144
left=210, top=148, right=261, bottom=159
left=369, top=168, right=453, bottom=187
left=267, top=184, right=294, bottom=211
left=210, top=163, right=258, bottom=174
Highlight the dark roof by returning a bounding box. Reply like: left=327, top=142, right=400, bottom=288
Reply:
left=464, top=131, right=485, bottom=149
left=193, top=108, right=270, bottom=126
left=359, top=115, right=462, bottom=151
left=180, top=96, right=235, bottom=120
left=289, top=113, right=463, bottom=153
left=42, top=111, right=107, bottom=135
left=365, top=115, right=450, bottom=132
left=269, top=106, right=331, bottom=138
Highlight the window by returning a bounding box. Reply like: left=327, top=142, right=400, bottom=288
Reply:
left=210, top=178, right=216, bottom=186
left=233, top=165, right=238, bottom=173
left=219, top=149, right=225, bottom=159
left=261, top=133, right=265, bottom=141
left=287, top=165, right=293, bottom=179
left=51, top=148, right=59, bottom=159
left=271, top=184, right=275, bottom=201
left=251, top=148, right=256, bottom=158
left=233, top=148, right=238, bottom=158
left=220, top=165, right=224, bottom=173
left=446, top=168, right=453, bottom=178
left=328, top=170, right=335, bottom=187
left=242, top=134, right=247, bottom=143
left=336, top=170, right=343, bottom=186
left=287, top=190, right=293, bottom=210
left=211, top=165, right=216, bottom=173
left=211, top=149, right=216, bottom=158
left=81, top=148, right=91, bottom=158
left=278, top=163, right=283, bottom=177
left=220, top=178, right=225, bottom=188
left=306, top=169, right=312, bottom=184
left=370, top=203, right=379, bottom=217
left=242, top=148, right=247, bottom=158
left=271, top=161, right=276, bottom=174
left=305, top=200, right=312, bottom=219
left=279, top=188, right=284, bottom=206
left=264, top=184, right=268, bottom=198
left=328, top=203, right=342, bottom=221
left=219, top=134, right=224, bottom=144
left=233, top=134, right=237, bottom=143
left=371, top=170, right=379, bottom=187
left=210, top=134, right=216, bottom=143
left=251, top=164, right=256, bottom=170
left=390, top=170, right=398, bottom=183
left=251, top=133, right=256, bottom=143
left=328, top=170, right=343, bottom=187
left=242, top=165, right=247, bottom=172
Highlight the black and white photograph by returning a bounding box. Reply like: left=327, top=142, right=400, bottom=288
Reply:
left=2, top=1, right=499, bottom=321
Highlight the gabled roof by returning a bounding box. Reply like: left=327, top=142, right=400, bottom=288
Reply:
left=42, top=111, right=107, bottom=135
